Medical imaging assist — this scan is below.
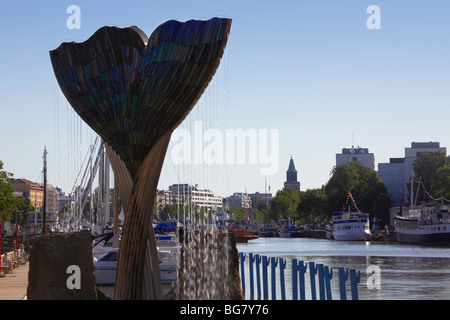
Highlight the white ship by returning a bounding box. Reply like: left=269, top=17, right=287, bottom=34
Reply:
left=331, top=191, right=371, bottom=241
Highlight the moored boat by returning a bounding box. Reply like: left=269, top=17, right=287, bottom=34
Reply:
left=278, top=218, right=304, bottom=238
left=331, top=191, right=371, bottom=241
left=94, top=219, right=181, bottom=287
left=258, top=223, right=277, bottom=237
left=233, top=228, right=259, bottom=243
left=394, top=204, right=450, bottom=244
left=92, top=231, right=118, bottom=258
left=393, top=169, right=450, bottom=244
left=258, top=230, right=275, bottom=237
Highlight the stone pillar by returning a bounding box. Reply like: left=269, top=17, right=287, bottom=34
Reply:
left=27, top=231, right=97, bottom=300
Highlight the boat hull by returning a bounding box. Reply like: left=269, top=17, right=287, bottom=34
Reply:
left=258, top=231, right=275, bottom=237
left=394, top=213, right=450, bottom=244
left=396, top=227, right=450, bottom=244
left=279, top=231, right=304, bottom=238
left=288, top=231, right=304, bottom=238
left=332, top=230, right=371, bottom=241
left=233, top=229, right=259, bottom=243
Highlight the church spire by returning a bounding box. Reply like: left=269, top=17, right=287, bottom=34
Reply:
left=284, top=156, right=300, bottom=191
left=287, top=156, right=297, bottom=173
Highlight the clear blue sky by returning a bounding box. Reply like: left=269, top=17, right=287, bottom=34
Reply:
left=1, top=0, right=449, bottom=198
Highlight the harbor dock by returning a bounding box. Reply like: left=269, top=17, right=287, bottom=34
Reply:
left=0, top=262, right=28, bottom=300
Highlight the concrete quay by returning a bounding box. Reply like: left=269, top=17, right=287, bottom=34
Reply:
left=0, top=262, right=28, bottom=300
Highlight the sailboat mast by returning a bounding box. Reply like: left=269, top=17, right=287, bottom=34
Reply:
left=113, top=180, right=119, bottom=248
left=410, top=166, right=414, bottom=208
left=265, top=177, right=268, bottom=208
left=43, top=146, right=47, bottom=234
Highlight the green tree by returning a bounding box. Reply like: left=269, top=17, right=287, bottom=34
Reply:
left=413, top=152, right=448, bottom=202
left=14, top=196, right=34, bottom=225
left=431, top=164, right=450, bottom=202
left=269, top=188, right=300, bottom=221
left=250, top=197, right=269, bottom=222
left=0, top=161, right=15, bottom=221
left=297, top=187, right=328, bottom=224
left=160, top=203, right=184, bottom=220
left=325, top=162, right=390, bottom=225
left=229, top=207, right=247, bottom=221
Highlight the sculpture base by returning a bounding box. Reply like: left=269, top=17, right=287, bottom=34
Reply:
left=27, top=231, right=98, bottom=300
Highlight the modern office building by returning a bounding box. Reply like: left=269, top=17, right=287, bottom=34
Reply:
left=378, top=142, right=447, bottom=206
left=336, top=147, right=375, bottom=170
left=284, top=156, right=300, bottom=191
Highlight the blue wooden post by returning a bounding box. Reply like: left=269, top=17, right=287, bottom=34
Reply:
left=239, top=253, right=246, bottom=298
left=324, top=266, right=333, bottom=300
left=255, top=254, right=262, bottom=300
left=291, top=259, right=299, bottom=300
left=279, top=258, right=287, bottom=300
left=298, top=260, right=308, bottom=300
left=262, top=256, right=270, bottom=300
left=350, top=269, right=361, bottom=300
left=339, top=267, right=349, bottom=300
left=309, top=261, right=318, bottom=300
left=249, top=253, right=255, bottom=300
left=317, top=263, right=325, bottom=300
left=270, top=257, right=278, bottom=300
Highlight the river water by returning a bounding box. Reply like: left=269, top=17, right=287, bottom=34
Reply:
left=236, top=237, right=450, bottom=300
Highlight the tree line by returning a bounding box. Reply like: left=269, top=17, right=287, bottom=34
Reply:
left=2, top=152, right=449, bottom=229
left=0, top=161, right=34, bottom=228
left=269, top=161, right=391, bottom=227
left=266, top=152, right=450, bottom=228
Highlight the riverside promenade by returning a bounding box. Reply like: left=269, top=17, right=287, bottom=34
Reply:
left=0, top=262, right=29, bottom=300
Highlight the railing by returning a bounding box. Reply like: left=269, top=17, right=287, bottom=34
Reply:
left=239, top=253, right=361, bottom=300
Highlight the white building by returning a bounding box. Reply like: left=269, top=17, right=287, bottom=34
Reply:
left=336, top=146, right=375, bottom=170
left=168, top=184, right=223, bottom=211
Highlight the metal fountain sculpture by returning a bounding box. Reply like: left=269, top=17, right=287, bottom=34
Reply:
left=50, top=18, right=231, bottom=299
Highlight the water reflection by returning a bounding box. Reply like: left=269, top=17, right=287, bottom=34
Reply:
left=237, top=238, right=450, bottom=300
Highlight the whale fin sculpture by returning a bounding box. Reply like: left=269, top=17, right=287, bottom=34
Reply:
left=50, top=18, right=231, bottom=299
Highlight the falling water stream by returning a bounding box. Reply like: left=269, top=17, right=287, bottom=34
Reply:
left=180, top=227, right=232, bottom=299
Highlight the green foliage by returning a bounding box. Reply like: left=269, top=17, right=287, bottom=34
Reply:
left=269, top=188, right=300, bottom=221
left=414, top=152, right=450, bottom=202
left=14, top=196, right=34, bottom=225
left=250, top=196, right=269, bottom=222
left=229, top=207, right=247, bottom=221
left=251, top=197, right=269, bottom=212
left=414, top=152, right=447, bottom=191
left=0, top=161, right=15, bottom=221
left=325, top=162, right=390, bottom=224
left=297, top=187, right=329, bottom=224
left=432, top=164, right=450, bottom=201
